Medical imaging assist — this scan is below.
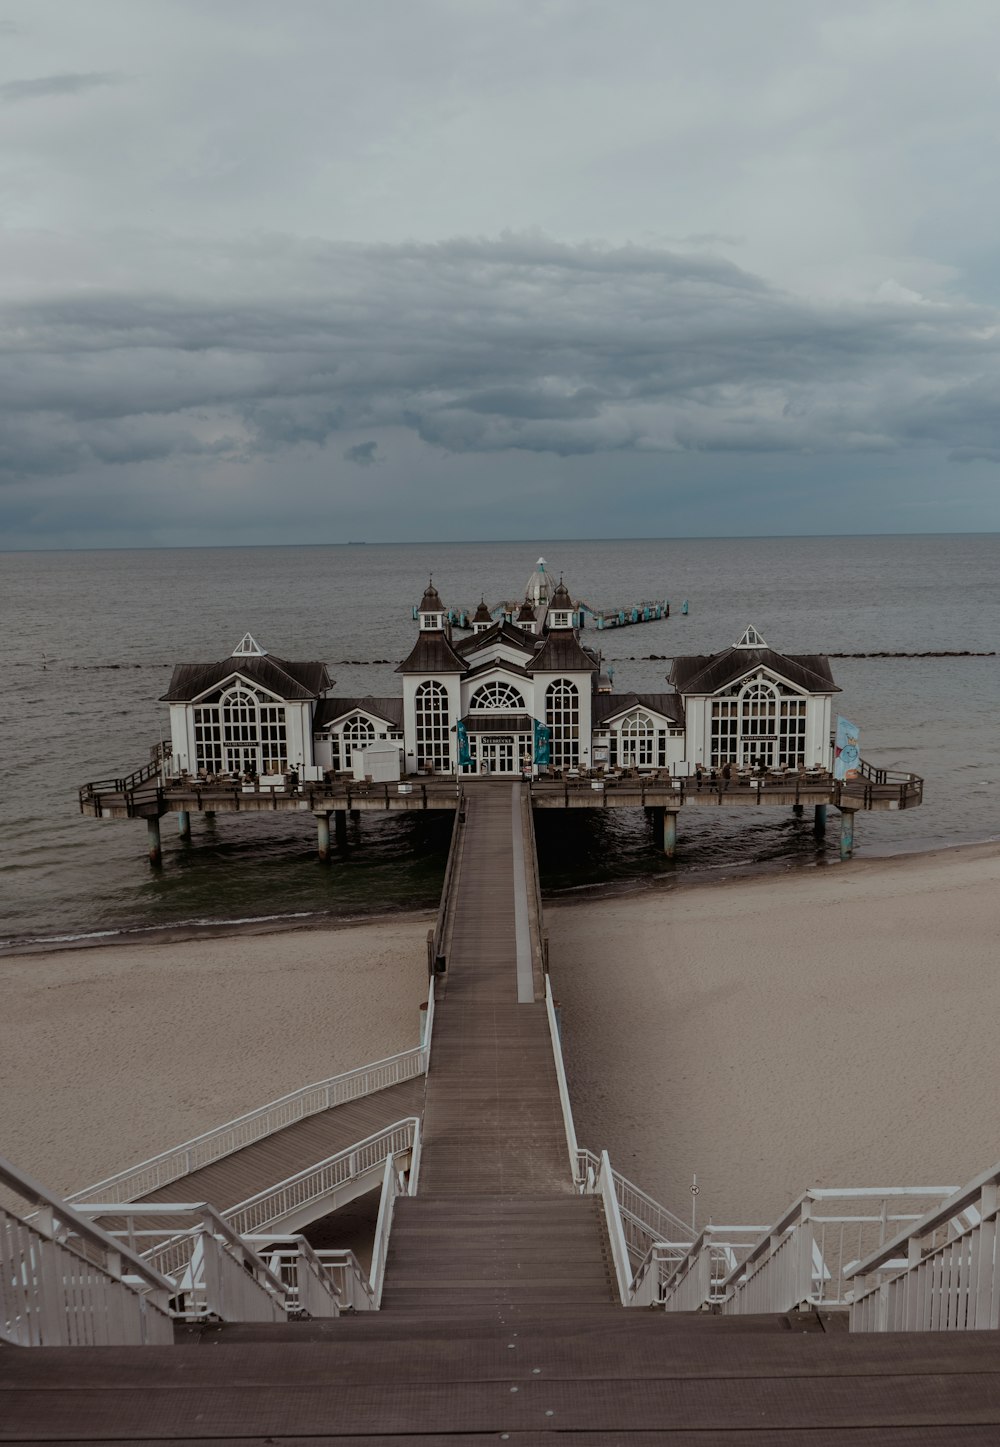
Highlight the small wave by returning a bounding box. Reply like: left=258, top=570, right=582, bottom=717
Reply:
left=2, top=910, right=318, bottom=951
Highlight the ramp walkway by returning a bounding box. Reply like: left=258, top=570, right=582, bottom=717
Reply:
left=382, top=780, right=616, bottom=1319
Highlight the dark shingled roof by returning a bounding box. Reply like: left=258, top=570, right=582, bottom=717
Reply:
left=527, top=631, right=600, bottom=673
left=472, top=598, right=493, bottom=624
left=313, top=697, right=404, bottom=730
left=465, top=659, right=532, bottom=682
left=161, top=655, right=331, bottom=702
left=395, top=632, right=468, bottom=674
left=669, top=647, right=840, bottom=695
left=516, top=599, right=537, bottom=623
left=419, top=581, right=444, bottom=613
left=593, top=692, right=686, bottom=727
left=455, top=619, right=535, bottom=658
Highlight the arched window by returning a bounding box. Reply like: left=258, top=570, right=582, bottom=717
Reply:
left=415, top=680, right=451, bottom=772
left=545, top=678, right=579, bottom=768
left=342, top=715, right=376, bottom=768
left=620, top=710, right=655, bottom=768
left=194, top=684, right=287, bottom=775
left=469, top=681, right=525, bottom=712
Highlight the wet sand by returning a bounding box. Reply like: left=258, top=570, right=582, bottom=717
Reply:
left=3, top=844, right=998, bottom=1229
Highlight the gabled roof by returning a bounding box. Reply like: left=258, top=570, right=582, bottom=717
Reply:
left=160, top=654, right=331, bottom=702
left=593, top=692, right=686, bottom=727
left=668, top=647, right=839, bottom=695
left=314, top=696, right=404, bottom=730
left=455, top=619, right=534, bottom=658
left=527, top=631, right=600, bottom=674
left=395, top=632, right=468, bottom=674
left=465, top=658, right=532, bottom=682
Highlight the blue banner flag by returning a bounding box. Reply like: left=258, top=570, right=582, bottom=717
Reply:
left=833, top=717, right=861, bottom=780
left=456, top=719, right=472, bottom=769
left=533, top=719, right=552, bottom=767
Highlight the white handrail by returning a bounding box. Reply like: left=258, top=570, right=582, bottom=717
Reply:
left=68, top=1048, right=426, bottom=1208
left=577, top=1146, right=692, bottom=1259
left=597, top=1149, right=633, bottom=1306
left=369, top=1154, right=399, bottom=1306
left=0, top=1155, right=175, bottom=1348
left=544, top=974, right=579, bottom=1179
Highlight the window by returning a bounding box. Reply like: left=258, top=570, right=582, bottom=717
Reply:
left=194, top=684, right=286, bottom=774
left=710, top=698, right=739, bottom=767
left=342, top=715, right=376, bottom=768
left=545, top=678, right=579, bottom=768
left=469, top=681, right=525, bottom=712
left=415, top=680, right=451, bottom=771
left=619, top=711, right=656, bottom=768
left=778, top=697, right=807, bottom=767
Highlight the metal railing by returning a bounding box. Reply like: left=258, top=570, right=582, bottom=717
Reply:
left=545, top=976, right=579, bottom=1181
left=848, top=1160, right=1000, bottom=1332
left=142, top=1118, right=418, bottom=1281
left=428, top=786, right=466, bottom=973
left=250, top=1237, right=376, bottom=1316
left=68, top=1050, right=426, bottom=1209
left=577, top=1147, right=692, bottom=1265
left=720, top=1186, right=958, bottom=1315
left=594, top=1150, right=633, bottom=1305
left=0, top=1156, right=175, bottom=1347
left=637, top=1226, right=769, bottom=1311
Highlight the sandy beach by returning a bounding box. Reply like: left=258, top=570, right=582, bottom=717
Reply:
left=3, top=845, right=999, bottom=1231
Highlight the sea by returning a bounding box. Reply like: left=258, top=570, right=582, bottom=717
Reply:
left=2, top=535, right=998, bottom=952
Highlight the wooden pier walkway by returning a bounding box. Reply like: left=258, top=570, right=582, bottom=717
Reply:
left=384, top=781, right=614, bottom=1319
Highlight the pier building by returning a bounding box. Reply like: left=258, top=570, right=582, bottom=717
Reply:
left=80, top=558, right=922, bottom=865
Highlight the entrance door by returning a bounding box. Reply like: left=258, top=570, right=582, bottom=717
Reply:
left=742, top=737, right=774, bottom=769
left=226, top=744, right=259, bottom=776
left=480, top=738, right=516, bottom=774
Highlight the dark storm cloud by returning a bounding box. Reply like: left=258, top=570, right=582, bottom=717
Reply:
left=343, top=441, right=379, bottom=466
left=3, top=234, right=1000, bottom=483
left=0, top=71, right=124, bottom=102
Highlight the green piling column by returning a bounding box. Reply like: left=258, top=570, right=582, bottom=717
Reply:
left=316, top=811, right=332, bottom=862
left=146, top=815, right=162, bottom=868
left=814, top=804, right=827, bottom=833
left=663, top=810, right=678, bottom=859
left=839, top=809, right=856, bottom=860
left=177, top=810, right=191, bottom=840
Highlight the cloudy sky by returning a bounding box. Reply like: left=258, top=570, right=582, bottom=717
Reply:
left=2, top=0, right=1000, bottom=547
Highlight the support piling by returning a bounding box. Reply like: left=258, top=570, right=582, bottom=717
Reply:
left=839, top=808, right=856, bottom=860
left=315, top=811, right=332, bottom=862
left=814, top=803, right=828, bottom=834
left=146, top=815, right=162, bottom=868
left=177, top=810, right=191, bottom=840
left=662, top=809, right=678, bottom=859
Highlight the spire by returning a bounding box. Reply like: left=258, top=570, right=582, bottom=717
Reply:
left=419, top=577, right=443, bottom=614
left=473, top=596, right=493, bottom=625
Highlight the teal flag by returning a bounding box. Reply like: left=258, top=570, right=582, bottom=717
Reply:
left=833, top=717, right=860, bottom=780
left=456, top=719, right=472, bottom=768
left=533, top=719, right=551, bottom=766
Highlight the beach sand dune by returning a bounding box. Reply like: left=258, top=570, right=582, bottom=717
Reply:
left=550, top=843, right=1000, bottom=1229
left=2, top=847, right=998, bottom=1234
left=0, top=919, right=429, bottom=1196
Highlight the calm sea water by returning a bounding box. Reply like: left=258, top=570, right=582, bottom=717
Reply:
left=2, top=536, right=998, bottom=949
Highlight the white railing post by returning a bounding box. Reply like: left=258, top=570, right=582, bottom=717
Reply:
left=369, top=1155, right=398, bottom=1307
left=545, top=976, right=579, bottom=1182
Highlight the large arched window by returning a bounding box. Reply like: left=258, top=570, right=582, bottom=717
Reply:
left=415, top=680, right=451, bottom=772
left=342, top=715, right=376, bottom=768
left=545, top=678, right=579, bottom=768
left=194, top=684, right=287, bottom=775
left=469, top=681, right=525, bottom=712
left=619, top=710, right=655, bottom=768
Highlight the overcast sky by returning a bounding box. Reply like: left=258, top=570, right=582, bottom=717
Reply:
left=2, top=0, right=1000, bottom=547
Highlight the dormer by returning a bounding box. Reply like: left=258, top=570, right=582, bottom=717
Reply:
left=736, top=624, right=768, bottom=649
left=548, top=578, right=574, bottom=631
left=472, top=597, right=493, bottom=634
left=418, top=580, right=446, bottom=632
left=516, top=598, right=538, bottom=634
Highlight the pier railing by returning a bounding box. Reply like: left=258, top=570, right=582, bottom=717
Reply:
left=848, top=1160, right=1000, bottom=1332
left=577, top=1147, right=692, bottom=1266
left=67, top=1049, right=427, bottom=1209
left=631, top=1226, right=766, bottom=1310
left=718, top=1186, right=958, bottom=1315
left=428, top=787, right=466, bottom=973
left=0, top=1156, right=175, bottom=1347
